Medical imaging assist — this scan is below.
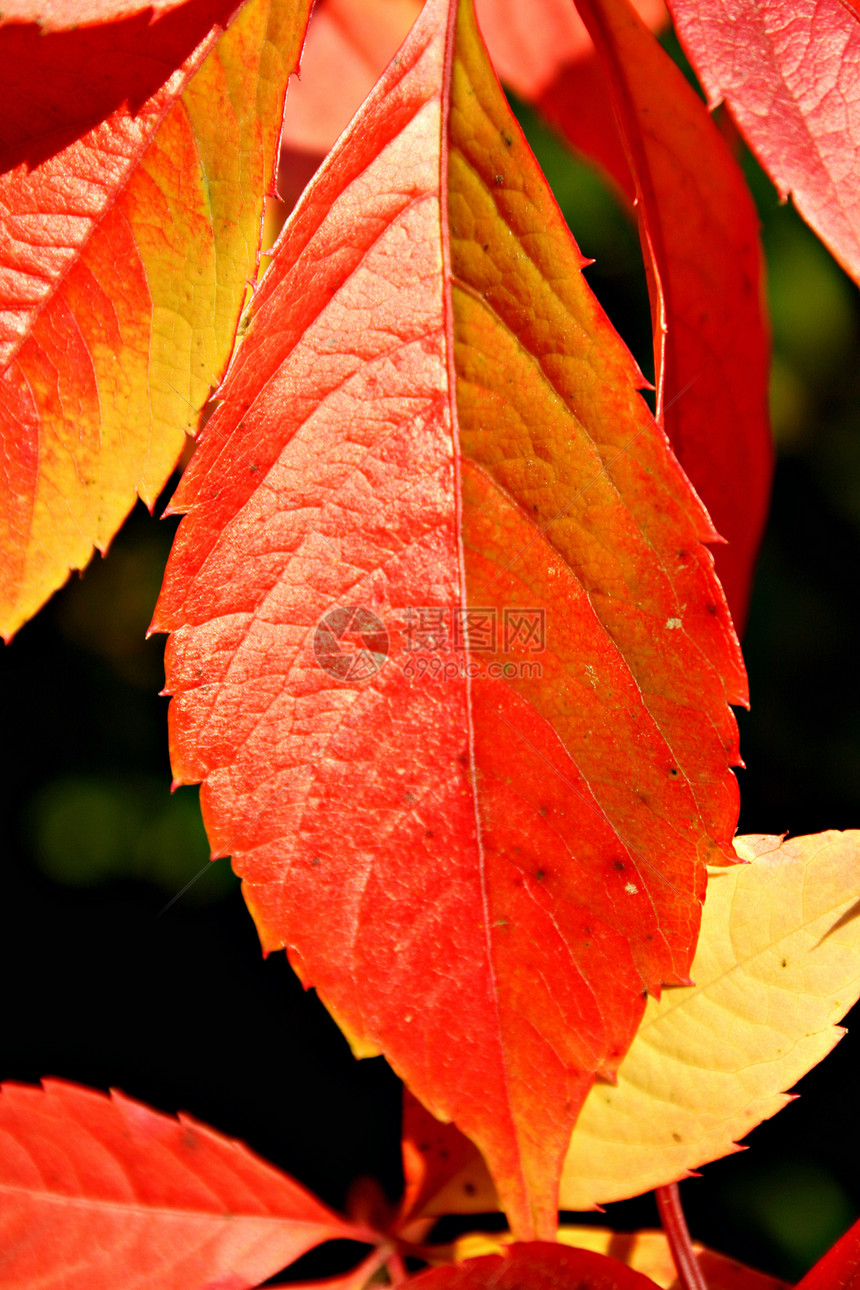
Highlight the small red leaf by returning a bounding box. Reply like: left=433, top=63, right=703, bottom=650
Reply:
left=399, top=1089, right=495, bottom=1224
left=571, top=0, right=772, bottom=627
left=667, top=0, right=860, bottom=286
left=0, top=1080, right=363, bottom=1289
left=410, top=1243, right=662, bottom=1290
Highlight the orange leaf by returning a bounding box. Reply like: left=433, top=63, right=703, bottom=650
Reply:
left=0, top=0, right=311, bottom=639
left=153, top=0, right=745, bottom=1238
left=0, top=1080, right=363, bottom=1288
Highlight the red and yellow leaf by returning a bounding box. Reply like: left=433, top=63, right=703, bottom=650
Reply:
left=412, top=1243, right=662, bottom=1290
left=667, top=0, right=860, bottom=286
left=0, top=0, right=311, bottom=639
left=560, top=831, right=860, bottom=1207
left=153, top=0, right=745, bottom=1238
left=0, top=1080, right=363, bottom=1289
left=398, top=830, right=860, bottom=1220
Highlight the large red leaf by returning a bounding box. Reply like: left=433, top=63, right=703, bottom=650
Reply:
left=153, top=0, right=745, bottom=1238
left=667, top=0, right=860, bottom=286
left=410, top=1243, right=662, bottom=1290
left=571, top=0, right=771, bottom=628
left=0, top=0, right=311, bottom=639
left=0, top=1080, right=364, bottom=1289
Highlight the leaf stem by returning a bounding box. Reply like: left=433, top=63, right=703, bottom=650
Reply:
left=387, top=1251, right=409, bottom=1285
left=656, top=1183, right=708, bottom=1290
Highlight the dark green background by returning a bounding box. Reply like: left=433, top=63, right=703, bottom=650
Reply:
left=2, top=50, right=860, bottom=1286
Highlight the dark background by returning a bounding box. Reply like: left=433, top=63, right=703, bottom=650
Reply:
left=2, top=37, right=860, bottom=1287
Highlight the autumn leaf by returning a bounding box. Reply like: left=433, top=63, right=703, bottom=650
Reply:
left=0, top=0, right=311, bottom=640
left=450, top=1228, right=789, bottom=1289
left=667, top=0, right=860, bottom=287
left=283, top=0, right=772, bottom=626
left=153, top=0, right=745, bottom=1238
left=0, top=1080, right=366, bottom=1289
left=410, top=1243, right=663, bottom=1290
left=397, top=831, right=860, bottom=1220
left=560, top=830, right=860, bottom=1207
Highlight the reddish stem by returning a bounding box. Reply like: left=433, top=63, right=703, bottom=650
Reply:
left=387, top=1251, right=409, bottom=1285
left=655, top=1183, right=708, bottom=1290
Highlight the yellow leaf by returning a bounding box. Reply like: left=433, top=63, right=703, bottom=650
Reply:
left=560, top=830, right=860, bottom=1207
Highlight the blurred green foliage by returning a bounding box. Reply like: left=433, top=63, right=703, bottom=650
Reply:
left=720, top=1159, right=856, bottom=1280
left=24, top=773, right=235, bottom=902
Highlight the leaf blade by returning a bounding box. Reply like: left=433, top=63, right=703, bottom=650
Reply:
left=0, top=0, right=311, bottom=639
left=155, top=0, right=744, bottom=1238
left=667, top=0, right=860, bottom=287
left=560, top=830, right=860, bottom=1208
left=0, top=1080, right=362, bottom=1289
